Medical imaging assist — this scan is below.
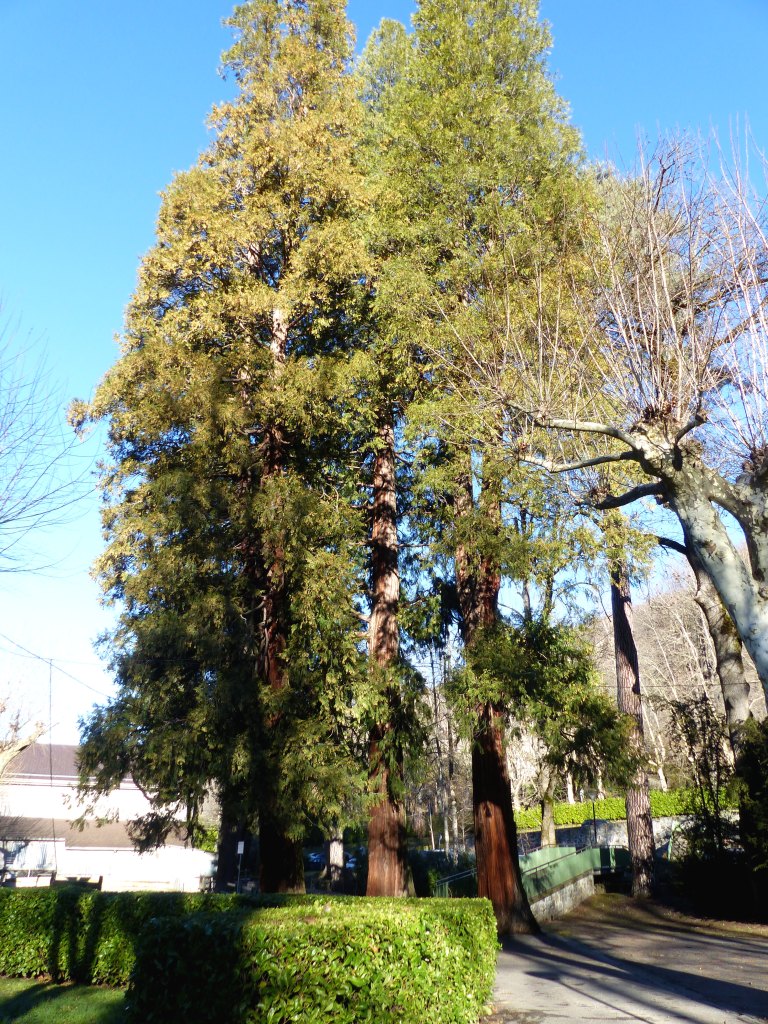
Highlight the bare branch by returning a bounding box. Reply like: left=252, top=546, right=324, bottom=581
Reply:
left=673, top=415, right=706, bottom=444
left=591, top=482, right=666, bottom=511
left=520, top=449, right=638, bottom=474
left=655, top=535, right=688, bottom=556
left=537, top=417, right=640, bottom=450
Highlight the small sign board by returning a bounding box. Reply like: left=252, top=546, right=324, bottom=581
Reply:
left=237, top=841, right=245, bottom=856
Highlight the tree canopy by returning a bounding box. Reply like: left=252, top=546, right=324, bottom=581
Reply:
left=70, top=0, right=768, bottom=930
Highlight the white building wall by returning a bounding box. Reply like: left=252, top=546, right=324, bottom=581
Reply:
left=60, top=845, right=214, bottom=892
left=0, top=779, right=152, bottom=821
left=2, top=837, right=213, bottom=892
left=1, top=745, right=215, bottom=892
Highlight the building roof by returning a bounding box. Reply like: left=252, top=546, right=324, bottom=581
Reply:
left=6, top=744, right=79, bottom=782
left=0, top=815, right=189, bottom=849
left=4, top=743, right=139, bottom=790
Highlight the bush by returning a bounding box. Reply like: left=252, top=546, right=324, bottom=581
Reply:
left=514, top=788, right=736, bottom=832
left=126, top=897, right=498, bottom=1024
left=736, top=717, right=768, bottom=881
left=0, top=887, right=263, bottom=985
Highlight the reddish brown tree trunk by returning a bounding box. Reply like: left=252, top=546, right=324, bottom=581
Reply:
left=473, top=703, right=536, bottom=932
left=366, top=412, right=408, bottom=897
left=257, top=307, right=304, bottom=894
left=455, top=465, right=538, bottom=934
left=610, top=561, right=655, bottom=898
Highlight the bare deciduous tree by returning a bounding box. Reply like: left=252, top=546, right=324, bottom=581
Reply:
left=0, top=695, right=44, bottom=779
left=1, top=325, right=88, bottom=569
left=450, top=136, right=768, bottom=698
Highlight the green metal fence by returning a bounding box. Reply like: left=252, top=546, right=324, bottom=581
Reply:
left=433, top=845, right=630, bottom=900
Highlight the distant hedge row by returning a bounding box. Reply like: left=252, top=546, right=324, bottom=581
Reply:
left=0, top=888, right=497, bottom=1024
left=514, top=787, right=733, bottom=830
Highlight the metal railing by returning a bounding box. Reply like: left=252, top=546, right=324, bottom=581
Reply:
left=433, top=868, right=476, bottom=898
left=433, top=844, right=629, bottom=900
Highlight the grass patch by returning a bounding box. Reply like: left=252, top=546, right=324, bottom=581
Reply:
left=0, top=977, right=124, bottom=1024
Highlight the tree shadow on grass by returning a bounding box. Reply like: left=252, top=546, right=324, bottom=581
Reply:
left=0, top=979, right=124, bottom=1023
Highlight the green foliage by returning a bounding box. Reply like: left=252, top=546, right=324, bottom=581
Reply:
left=0, top=886, right=497, bottom=1022
left=0, top=887, right=259, bottom=986
left=735, top=717, right=768, bottom=876
left=75, top=0, right=375, bottom=853
left=126, top=897, right=498, bottom=1024
left=513, top=788, right=730, bottom=830
left=450, top=619, right=636, bottom=792
left=193, top=824, right=219, bottom=853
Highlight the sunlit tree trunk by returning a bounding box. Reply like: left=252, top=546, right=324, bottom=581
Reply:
left=455, top=466, right=537, bottom=934
left=610, top=560, right=655, bottom=898
left=366, top=412, right=408, bottom=897
left=447, top=715, right=461, bottom=856
left=324, top=827, right=344, bottom=887
left=539, top=771, right=557, bottom=848
left=565, top=772, right=575, bottom=804
left=257, top=309, right=304, bottom=894
left=685, top=540, right=752, bottom=757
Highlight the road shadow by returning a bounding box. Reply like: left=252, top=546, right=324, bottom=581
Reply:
left=497, top=907, right=768, bottom=1023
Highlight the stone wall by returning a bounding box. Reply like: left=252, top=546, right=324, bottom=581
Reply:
left=529, top=871, right=594, bottom=923
left=521, top=815, right=682, bottom=854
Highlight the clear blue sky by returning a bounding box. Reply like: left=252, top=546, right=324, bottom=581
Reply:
left=1, top=0, right=766, bottom=742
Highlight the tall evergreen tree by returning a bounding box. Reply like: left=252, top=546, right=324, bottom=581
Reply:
left=74, top=0, right=371, bottom=893
left=362, top=0, right=586, bottom=932
left=354, top=22, right=428, bottom=897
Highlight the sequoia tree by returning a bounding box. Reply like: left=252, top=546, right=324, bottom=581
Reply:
left=74, top=0, right=370, bottom=891
left=360, top=0, right=588, bottom=933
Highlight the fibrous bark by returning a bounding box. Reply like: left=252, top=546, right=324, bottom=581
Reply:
left=472, top=703, right=535, bottom=933
left=686, top=539, right=752, bottom=757
left=366, top=412, right=408, bottom=897
left=610, top=560, right=655, bottom=898
left=455, top=465, right=538, bottom=934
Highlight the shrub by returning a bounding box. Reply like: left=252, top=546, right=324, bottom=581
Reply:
left=126, top=897, right=497, bottom=1024
left=736, top=717, right=768, bottom=879
left=513, top=788, right=736, bottom=832
left=0, top=887, right=263, bottom=985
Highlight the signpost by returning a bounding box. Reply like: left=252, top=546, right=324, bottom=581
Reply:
left=236, top=840, right=245, bottom=894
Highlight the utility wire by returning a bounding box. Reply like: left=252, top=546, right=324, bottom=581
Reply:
left=0, top=630, right=112, bottom=698
left=48, top=659, right=58, bottom=874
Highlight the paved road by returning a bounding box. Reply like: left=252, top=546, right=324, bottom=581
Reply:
left=490, top=894, right=768, bottom=1023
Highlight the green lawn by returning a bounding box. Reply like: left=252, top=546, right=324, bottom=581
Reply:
left=0, top=978, right=124, bottom=1024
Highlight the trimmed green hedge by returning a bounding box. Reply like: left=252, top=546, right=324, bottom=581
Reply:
left=0, top=889, right=497, bottom=1024
left=514, top=787, right=733, bottom=830
left=126, top=897, right=497, bottom=1024
left=0, top=888, right=261, bottom=985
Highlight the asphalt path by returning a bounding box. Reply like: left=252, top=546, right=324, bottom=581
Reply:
left=490, top=893, right=768, bottom=1024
